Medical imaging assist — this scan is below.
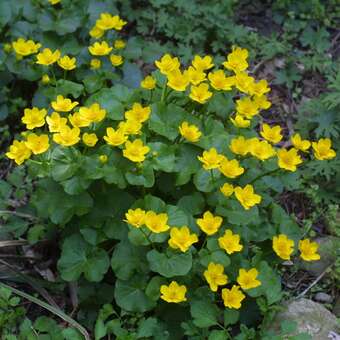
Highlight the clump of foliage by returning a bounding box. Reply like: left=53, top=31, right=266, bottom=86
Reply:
left=3, top=10, right=337, bottom=334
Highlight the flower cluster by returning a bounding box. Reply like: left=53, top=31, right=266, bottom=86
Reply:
left=6, top=45, right=332, bottom=316
left=10, top=12, right=127, bottom=77
left=88, top=13, right=127, bottom=68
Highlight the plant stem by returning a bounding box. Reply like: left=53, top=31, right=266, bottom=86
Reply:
left=139, top=227, right=156, bottom=250
left=249, top=167, right=280, bottom=185
left=161, top=83, right=167, bottom=103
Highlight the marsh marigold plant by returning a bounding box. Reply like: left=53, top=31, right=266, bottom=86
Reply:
left=5, top=43, right=334, bottom=338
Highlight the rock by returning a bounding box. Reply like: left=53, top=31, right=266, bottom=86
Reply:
left=269, top=298, right=340, bottom=339
left=300, top=236, right=340, bottom=276
left=314, top=292, right=333, bottom=303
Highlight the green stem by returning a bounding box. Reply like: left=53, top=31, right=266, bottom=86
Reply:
left=139, top=227, right=155, bottom=249
left=161, top=83, right=168, bottom=103
left=210, top=169, right=215, bottom=183
left=249, top=167, right=280, bottom=185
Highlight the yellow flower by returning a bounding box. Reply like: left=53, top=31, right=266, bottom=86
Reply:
left=51, top=95, right=79, bottom=112
left=234, top=184, right=262, bottom=210
left=95, top=13, right=127, bottom=31
left=237, top=268, right=261, bottom=290
left=36, top=48, right=60, bottom=65
left=12, top=38, right=41, bottom=57
left=312, top=138, right=336, bottom=160
left=220, top=183, right=234, bottom=197
left=208, top=70, right=234, bottom=91
left=88, top=41, right=113, bottom=56
left=229, top=136, right=249, bottom=156
left=198, top=148, right=224, bottom=170
left=99, top=154, right=108, bottom=163
left=118, top=119, right=142, bottom=135
left=253, top=94, right=271, bottom=110
left=125, top=103, right=151, bottom=123
left=236, top=97, right=259, bottom=119
left=49, top=0, right=60, bottom=4
left=89, top=26, right=104, bottom=39
left=291, top=133, right=311, bottom=152
left=68, top=112, right=89, bottom=128
left=189, top=83, right=213, bottom=104
left=168, top=226, right=198, bottom=252
left=234, top=72, right=255, bottom=94
left=90, top=58, right=101, bottom=69
left=123, top=139, right=150, bottom=163
left=46, top=112, right=68, bottom=132
left=22, top=107, right=47, bottom=130
left=79, top=103, right=106, bottom=124
left=219, top=158, right=245, bottom=178
left=114, top=39, right=126, bottom=49
left=223, top=47, right=249, bottom=73
left=103, top=127, right=127, bottom=146
left=6, top=140, right=31, bottom=165
left=260, top=124, right=283, bottom=144
left=249, top=79, right=270, bottom=97
left=222, top=285, right=245, bottom=309
left=179, top=121, right=201, bottom=142
left=230, top=115, right=251, bottom=128
left=155, top=54, right=180, bottom=75
left=249, top=138, right=276, bottom=161
left=160, top=281, right=187, bottom=303
left=41, top=74, right=50, bottom=84
left=277, top=148, right=302, bottom=171
left=53, top=126, right=80, bottom=147
left=218, top=229, right=243, bottom=255
left=110, top=54, right=123, bottom=66
left=167, top=69, right=190, bottom=92
left=191, top=55, right=214, bottom=72
left=299, top=239, right=320, bottom=262
left=186, top=66, right=206, bottom=85
left=124, top=208, right=146, bottom=228
left=57, top=55, right=76, bottom=70
left=145, top=211, right=170, bottom=233
left=141, top=75, right=156, bottom=90
left=272, top=234, right=294, bottom=260
left=25, top=133, right=49, bottom=155
left=82, top=133, right=98, bottom=147
left=196, top=211, right=223, bottom=235
left=204, top=262, right=228, bottom=292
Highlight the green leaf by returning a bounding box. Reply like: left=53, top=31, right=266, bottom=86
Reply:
left=111, top=240, right=148, bottom=280
left=125, top=163, right=155, bottom=187
left=149, top=142, right=176, bottom=172
left=246, top=261, right=282, bottom=304
left=166, top=205, right=189, bottom=226
left=147, top=250, right=192, bottom=278
left=190, top=300, right=219, bottom=328
left=58, top=234, right=110, bottom=282
left=224, top=309, right=239, bottom=326
left=208, top=330, right=229, bottom=340
left=193, top=168, right=215, bottom=192
left=137, top=317, right=159, bottom=338
left=86, top=88, right=125, bottom=120
left=177, top=192, right=205, bottom=215
left=33, top=179, right=93, bottom=224
left=55, top=80, right=84, bottom=98
left=50, top=147, right=81, bottom=182
left=149, top=102, right=191, bottom=141
left=114, top=277, right=156, bottom=313
left=0, top=0, right=12, bottom=28
left=175, top=144, right=201, bottom=185
left=122, top=62, right=142, bottom=88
